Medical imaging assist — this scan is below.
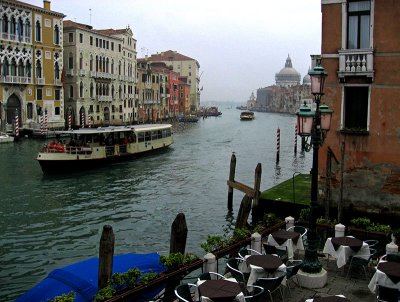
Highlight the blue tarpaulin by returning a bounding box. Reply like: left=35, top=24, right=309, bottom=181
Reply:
left=16, top=253, right=166, bottom=302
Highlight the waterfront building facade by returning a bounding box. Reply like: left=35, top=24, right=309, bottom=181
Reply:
left=319, top=0, right=400, bottom=213
left=254, top=55, right=311, bottom=114
left=0, top=0, right=64, bottom=133
left=63, top=20, right=136, bottom=127
left=178, top=76, right=191, bottom=114
left=144, top=50, right=200, bottom=112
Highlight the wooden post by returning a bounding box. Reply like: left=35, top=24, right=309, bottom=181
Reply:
left=236, top=195, right=252, bottom=228
left=164, top=213, right=188, bottom=301
left=227, top=153, right=236, bottom=210
left=252, top=163, right=262, bottom=225
left=98, top=225, right=115, bottom=290
left=170, top=213, right=188, bottom=254
left=276, top=128, right=280, bottom=164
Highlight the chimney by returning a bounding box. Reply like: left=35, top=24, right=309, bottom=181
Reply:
left=43, top=0, right=51, bottom=11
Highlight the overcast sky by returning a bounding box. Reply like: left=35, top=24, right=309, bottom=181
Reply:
left=28, top=0, right=322, bottom=104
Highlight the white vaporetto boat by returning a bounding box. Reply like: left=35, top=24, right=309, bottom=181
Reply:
left=37, top=124, right=173, bottom=174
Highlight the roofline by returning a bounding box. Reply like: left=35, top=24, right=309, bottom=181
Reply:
left=7, top=0, right=65, bottom=18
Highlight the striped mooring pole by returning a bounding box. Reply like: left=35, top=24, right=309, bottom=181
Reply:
left=40, top=115, right=44, bottom=135
left=81, top=111, right=85, bottom=128
left=294, top=124, right=298, bottom=154
left=68, top=111, right=72, bottom=130
left=44, top=111, right=48, bottom=134
left=276, top=127, right=280, bottom=164
left=14, top=109, right=19, bottom=138
left=88, top=115, right=92, bottom=128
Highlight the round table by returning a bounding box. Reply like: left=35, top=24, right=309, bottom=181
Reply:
left=198, top=279, right=242, bottom=302
left=313, top=296, right=350, bottom=302
left=378, top=261, right=400, bottom=283
left=331, top=237, right=363, bottom=252
left=271, top=229, right=301, bottom=245
left=246, top=254, right=283, bottom=273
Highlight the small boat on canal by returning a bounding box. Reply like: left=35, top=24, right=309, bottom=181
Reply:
left=0, top=132, right=14, bottom=143
left=36, top=124, right=173, bottom=174
left=240, top=111, right=255, bottom=121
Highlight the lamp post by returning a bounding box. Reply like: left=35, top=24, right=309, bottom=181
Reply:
left=297, top=62, right=332, bottom=274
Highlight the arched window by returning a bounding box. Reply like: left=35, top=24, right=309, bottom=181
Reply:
left=90, top=82, right=94, bottom=98
left=54, top=24, right=59, bottom=44
left=69, top=85, right=73, bottom=98
left=10, top=16, right=16, bottom=36
left=95, top=55, right=98, bottom=72
left=18, top=59, right=24, bottom=76
left=79, top=53, right=83, bottom=69
left=10, top=58, right=16, bottom=76
left=80, top=81, right=84, bottom=98
left=17, top=18, right=23, bottom=41
left=3, top=59, right=9, bottom=76
left=25, top=61, right=31, bottom=78
left=35, top=60, right=42, bottom=78
left=2, top=15, right=8, bottom=33
left=106, top=58, right=109, bottom=73
left=54, top=62, right=60, bottom=79
left=111, top=85, right=115, bottom=98
left=90, top=55, right=93, bottom=71
left=35, top=20, right=41, bottom=42
left=111, top=59, right=114, bottom=74
left=27, top=102, right=33, bottom=119
left=118, top=61, right=121, bottom=75
left=25, top=20, right=31, bottom=40
left=68, top=53, right=73, bottom=69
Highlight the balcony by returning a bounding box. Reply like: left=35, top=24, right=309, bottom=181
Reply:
left=66, top=69, right=74, bottom=76
left=98, top=95, right=112, bottom=102
left=35, top=77, right=45, bottom=85
left=338, top=49, right=374, bottom=81
left=1, top=76, right=31, bottom=84
left=79, top=69, right=85, bottom=76
left=54, top=78, right=62, bottom=86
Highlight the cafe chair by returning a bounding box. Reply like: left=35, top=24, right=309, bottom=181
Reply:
left=364, top=239, right=379, bottom=248
left=174, top=283, right=199, bottom=302
left=385, top=253, right=400, bottom=263
left=244, top=285, right=264, bottom=302
left=285, top=259, right=303, bottom=297
left=376, top=285, right=400, bottom=302
left=226, top=257, right=248, bottom=287
left=346, top=248, right=377, bottom=280
left=254, top=271, right=286, bottom=302
left=287, top=225, right=308, bottom=248
left=263, top=243, right=288, bottom=263
left=197, top=271, right=226, bottom=281
left=238, top=247, right=262, bottom=260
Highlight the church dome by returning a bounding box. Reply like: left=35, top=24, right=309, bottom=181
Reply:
left=275, top=54, right=301, bottom=87
left=303, top=73, right=311, bottom=85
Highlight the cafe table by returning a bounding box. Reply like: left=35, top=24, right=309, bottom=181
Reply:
left=266, top=229, right=304, bottom=259
left=196, top=278, right=245, bottom=302
left=322, top=236, right=370, bottom=268
left=368, top=261, right=400, bottom=293
left=305, top=295, right=350, bottom=302
left=239, top=254, right=286, bottom=289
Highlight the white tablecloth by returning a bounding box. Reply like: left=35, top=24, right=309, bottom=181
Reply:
left=322, top=237, right=370, bottom=268
left=239, top=255, right=286, bottom=289
left=305, top=294, right=347, bottom=302
left=368, top=261, right=400, bottom=293
left=196, top=278, right=245, bottom=302
left=267, top=233, right=304, bottom=259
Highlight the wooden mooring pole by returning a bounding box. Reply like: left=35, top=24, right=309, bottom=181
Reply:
left=164, top=213, right=188, bottom=301
left=226, top=155, right=262, bottom=225
left=227, top=153, right=236, bottom=210
left=98, top=225, right=115, bottom=290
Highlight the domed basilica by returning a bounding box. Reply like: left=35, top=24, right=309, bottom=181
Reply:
left=275, top=55, right=301, bottom=87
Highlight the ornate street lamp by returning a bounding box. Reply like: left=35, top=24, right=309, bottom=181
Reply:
left=296, top=62, right=332, bottom=273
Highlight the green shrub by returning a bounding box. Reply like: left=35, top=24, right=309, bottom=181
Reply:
left=316, top=216, right=337, bottom=226
left=350, top=217, right=371, bottom=229
left=299, top=208, right=310, bottom=221
left=141, top=272, right=159, bottom=284
left=367, top=223, right=391, bottom=234
left=160, top=252, right=199, bottom=269
left=230, top=228, right=251, bottom=243
left=263, top=213, right=280, bottom=227
left=47, top=292, right=75, bottom=302
left=200, top=235, right=227, bottom=253
left=94, top=285, right=115, bottom=302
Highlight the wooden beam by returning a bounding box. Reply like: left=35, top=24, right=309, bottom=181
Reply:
left=227, top=180, right=255, bottom=197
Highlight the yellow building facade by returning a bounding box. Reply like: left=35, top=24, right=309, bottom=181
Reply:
left=0, top=0, right=64, bottom=135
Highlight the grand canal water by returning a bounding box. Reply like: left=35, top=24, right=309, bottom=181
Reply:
left=0, top=108, right=311, bottom=301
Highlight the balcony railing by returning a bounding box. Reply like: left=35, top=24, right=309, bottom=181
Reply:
left=338, top=49, right=374, bottom=80
left=66, top=69, right=74, bottom=76
left=1, top=76, right=31, bottom=84
left=79, top=69, right=85, bottom=76
left=98, top=95, right=112, bottom=102
left=54, top=78, right=62, bottom=86
left=35, top=77, right=45, bottom=85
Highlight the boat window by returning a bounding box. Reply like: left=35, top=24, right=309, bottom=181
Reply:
left=138, top=132, right=144, bottom=142
left=151, top=131, right=158, bottom=140
left=166, top=128, right=171, bottom=137
left=144, top=131, right=151, bottom=141
left=158, top=130, right=162, bottom=139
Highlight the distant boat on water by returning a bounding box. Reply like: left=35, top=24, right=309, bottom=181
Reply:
left=236, top=105, right=247, bottom=110
left=197, top=106, right=222, bottom=117
left=177, top=114, right=199, bottom=123
left=240, top=111, right=255, bottom=121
